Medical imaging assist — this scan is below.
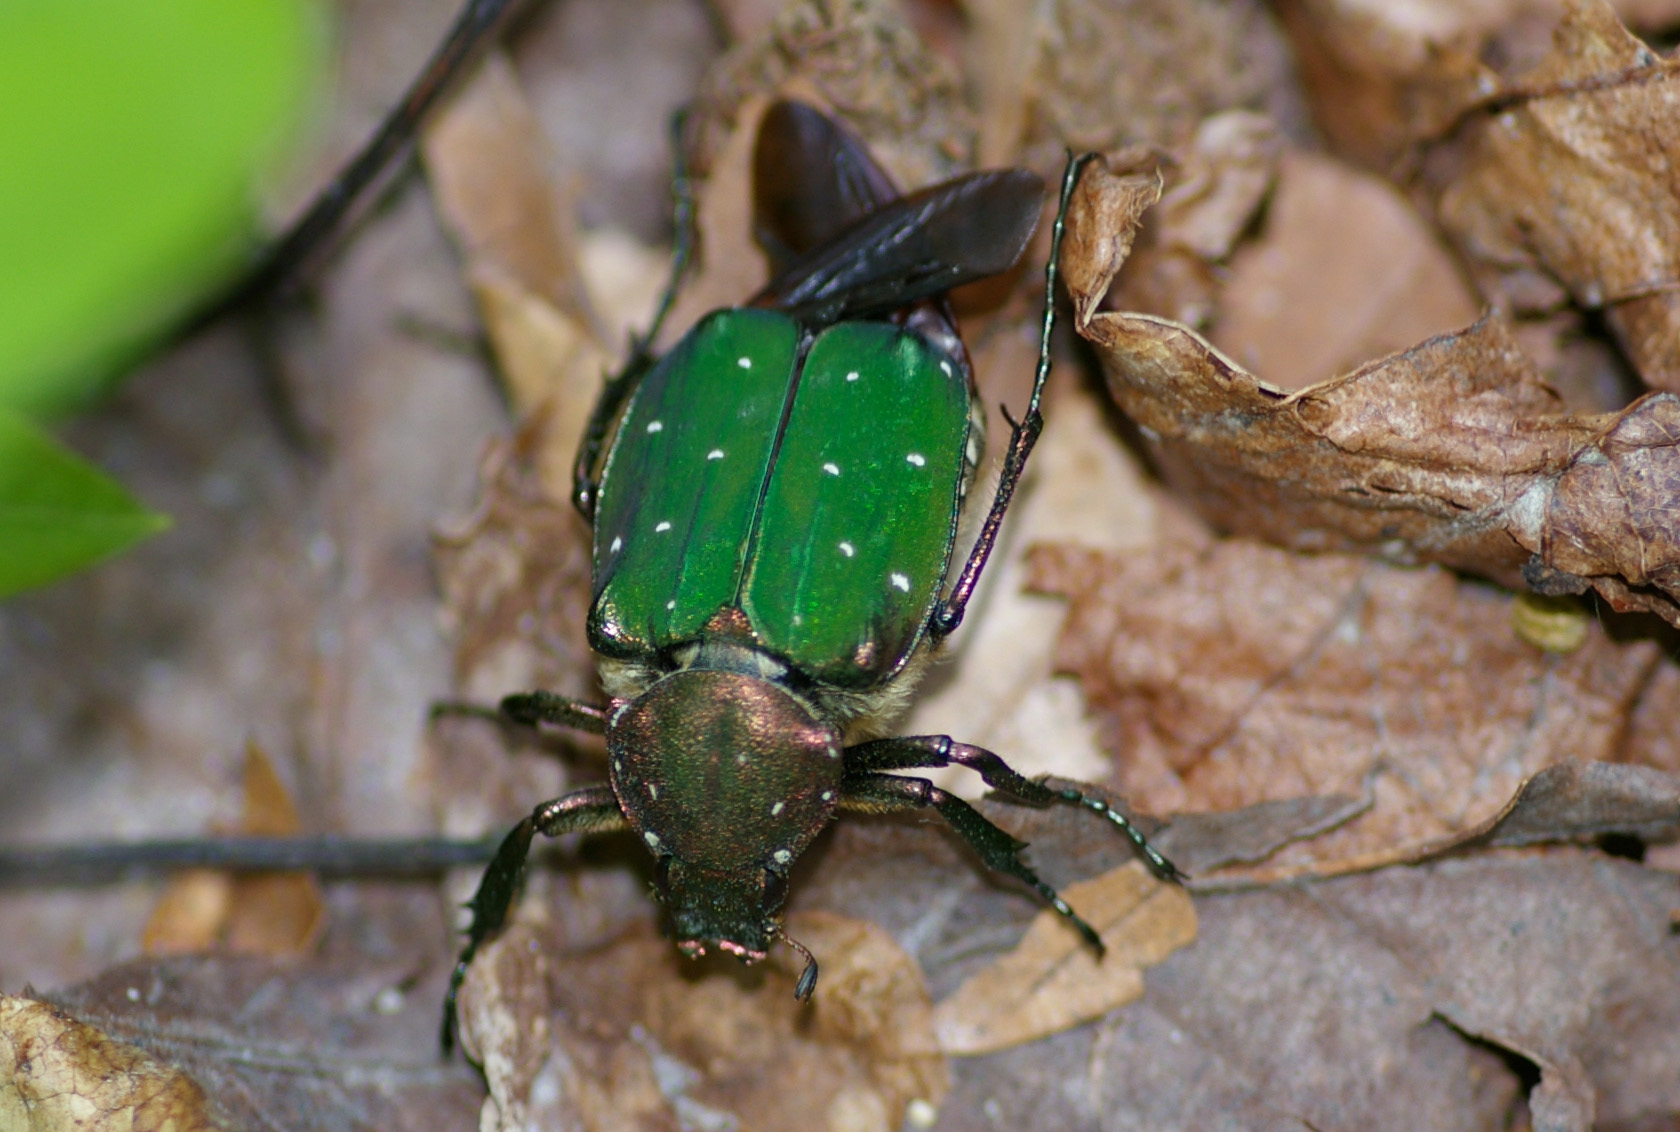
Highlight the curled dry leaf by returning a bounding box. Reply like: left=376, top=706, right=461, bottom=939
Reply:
left=1105, top=111, right=1282, bottom=330
left=0, top=994, right=226, bottom=1132
left=933, top=863, right=1196, bottom=1056
left=1436, top=0, right=1680, bottom=391
left=1278, top=0, right=1680, bottom=391
left=460, top=913, right=947, bottom=1132
left=1065, top=158, right=1680, bottom=626
left=1028, top=539, right=1674, bottom=879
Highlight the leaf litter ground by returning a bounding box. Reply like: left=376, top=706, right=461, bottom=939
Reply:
left=5, top=1, right=1680, bottom=1130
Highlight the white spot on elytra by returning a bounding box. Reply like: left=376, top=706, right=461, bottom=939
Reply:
left=770, top=801, right=785, bottom=816
left=738, top=355, right=753, bottom=369
left=736, top=753, right=749, bottom=766
left=822, top=462, right=840, bottom=476
left=838, top=541, right=854, bottom=557
left=649, top=783, right=660, bottom=800
left=773, top=849, right=792, bottom=865
left=655, top=520, right=672, bottom=532
left=644, top=831, right=661, bottom=849
left=820, top=791, right=833, bottom=802
left=610, top=536, right=623, bottom=553
left=906, top=452, right=926, bottom=467
left=646, top=419, right=664, bottom=433
left=890, top=572, right=911, bottom=592
left=939, top=360, right=953, bottom=376
left=666, top=600, right=677, bottom=610
left=707, top=448, right=725, bottom=460
left=845, top=370, right=859, bottom=382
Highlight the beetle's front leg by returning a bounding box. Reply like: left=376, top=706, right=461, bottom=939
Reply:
left=837, top=770, right=1104, bottom=955
left=844, top=735, right=1184, bottom=883
left=431, top=690, right=610, bottom=735
left=443, top=785, right=626, bottom=1052
left=498, top=690, right=611, bottom=734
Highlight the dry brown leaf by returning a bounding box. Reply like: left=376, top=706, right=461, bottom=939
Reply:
left=459, top=912, right=948, bottom=1132
left=420, top=50, right=613, bottom=496
left=1459, top=758, right=1680, bottom=849
left=0, top=994, right=227, bottom=1131
left=1028, top=539, right=1670, bottom=879
left=1278, top=0, right=1680, bottom=391
left=1273, top=0, right=1540, bottom=171
left=1071, top=853, right=1680, bottom=1132
left=932, top=864, right=1196, bottom=1055
left=41, top=955, right=484, bottom=1132
left=1106, top=111, right=1282, bottom=330
left=1216, top=148, right=1481, bottom=387
left=1435, top=0, right=1680, bottom=391
left=1066, top=158, right=1680, bottom=626
left=142, top=742, right=324, bottom=957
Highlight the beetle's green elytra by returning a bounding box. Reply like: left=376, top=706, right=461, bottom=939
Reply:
left=442, top=100, right=1183, bottom=1053
left=591, top=310, right=971, bottom=688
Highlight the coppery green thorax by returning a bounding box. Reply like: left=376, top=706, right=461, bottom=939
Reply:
left=442, top=100, right=1182, bottom=1052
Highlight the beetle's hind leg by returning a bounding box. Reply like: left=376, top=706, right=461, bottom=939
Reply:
left=930, top=153, right=1097, bottom=639
left=443, top=785, right=626, bottom=1053
left=839, top=771, right=1105, bottom=954
left=844, top=734, right=1184, bottom=884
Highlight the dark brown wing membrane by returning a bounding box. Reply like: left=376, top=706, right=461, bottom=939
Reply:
left=752, top=99, right=902, bottom=276
left=752, top=168, right=1046, bottom=328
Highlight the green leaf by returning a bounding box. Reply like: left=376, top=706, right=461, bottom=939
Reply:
left=0, top=408, right=169, bottom=597
left=0, top=0, right=325, bottom=417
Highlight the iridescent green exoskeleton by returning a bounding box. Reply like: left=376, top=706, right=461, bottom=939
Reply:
left=442, top=100, right=1182, bottom=1049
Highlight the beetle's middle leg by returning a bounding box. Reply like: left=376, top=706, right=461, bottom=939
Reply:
left=838, top=770, right=1105, bottom=953
left=844, top=734, right=1183, bottom=883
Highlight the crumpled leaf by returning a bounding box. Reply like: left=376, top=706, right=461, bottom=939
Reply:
left=458, top=912, right=948, bottom=1132
left=1064, top=158, right=1680, bottom=626
left=1278, top=0, right=1680, bottom=392
left=1028, top=538, right=1675, bottom=879
left=932, top=864, right=1196, bottom=1055
left=1, top=993, right=227, bottom=1132
left=1101, top=111, right=1282, bottom=331
left=1434, top=0, right=1680, bottom=392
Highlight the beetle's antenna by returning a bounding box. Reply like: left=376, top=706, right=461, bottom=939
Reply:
left=779, top=928, right=820, bottom=1001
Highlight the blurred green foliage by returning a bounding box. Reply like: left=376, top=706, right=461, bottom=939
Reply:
left=0, top=0, right=324, bottom=594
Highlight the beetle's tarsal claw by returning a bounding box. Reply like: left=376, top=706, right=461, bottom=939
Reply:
left=779, top=927, right=820, bottom=1001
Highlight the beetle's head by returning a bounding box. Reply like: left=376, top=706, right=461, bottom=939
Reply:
left=606, top=667, right=842, bottom=981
